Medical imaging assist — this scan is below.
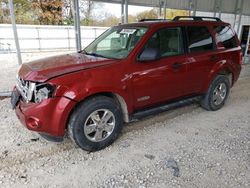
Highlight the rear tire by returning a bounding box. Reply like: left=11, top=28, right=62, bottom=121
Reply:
left=200, top=75, right=230, bottom=111
left=68, top=96, right=123, bottom=151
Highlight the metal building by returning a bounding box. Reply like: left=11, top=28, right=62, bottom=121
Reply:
left=8, top=0, right=250, bottom=65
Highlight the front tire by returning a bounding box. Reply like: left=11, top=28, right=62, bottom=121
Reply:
left=68, top=96, right=123, bottom=151
left=200, top=75, right=230, bottom=111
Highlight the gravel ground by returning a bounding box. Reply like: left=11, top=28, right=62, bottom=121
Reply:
left=0, top=61, right=250, bottom=187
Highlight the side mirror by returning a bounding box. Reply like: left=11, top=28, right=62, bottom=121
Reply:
left=138, top=48, right=159, bottom=61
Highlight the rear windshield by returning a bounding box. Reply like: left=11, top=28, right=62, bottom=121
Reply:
left=214, top=26, right=238, bottom=49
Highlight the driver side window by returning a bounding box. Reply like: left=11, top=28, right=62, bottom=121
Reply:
left=143, top=27, right=184, bottom=58
left=159, top=27, right=184, bottom=57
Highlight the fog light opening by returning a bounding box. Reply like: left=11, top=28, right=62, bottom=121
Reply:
left=27, top=117, right=40, bottom=129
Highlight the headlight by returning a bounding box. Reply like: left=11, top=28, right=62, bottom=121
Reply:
left=34, top=83, right=55, bottom=103
left=16, top=75, right=55, bottom=103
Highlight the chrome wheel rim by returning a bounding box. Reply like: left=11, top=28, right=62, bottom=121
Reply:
left=212, top=83, right=227, bottom=106
left=84, top=109, right=115, bottom=142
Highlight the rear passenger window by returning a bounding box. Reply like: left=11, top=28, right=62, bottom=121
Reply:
left=187, top=26, right=214, bottom=52
left=214, top=26, right=238, bottom=49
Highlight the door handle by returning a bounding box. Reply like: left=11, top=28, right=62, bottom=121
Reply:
left=171, top=62, right=182, bottom=70
left=210, top=55, right=219, bottom=61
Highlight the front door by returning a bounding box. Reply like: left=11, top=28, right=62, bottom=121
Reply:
left=131, top=27, right=188, bottom=109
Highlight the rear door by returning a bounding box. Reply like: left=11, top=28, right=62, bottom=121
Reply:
left=184, top=25, right=217, bottom=95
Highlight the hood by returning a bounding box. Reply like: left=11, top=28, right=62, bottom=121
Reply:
left=18, top=53, right=117, bottom=82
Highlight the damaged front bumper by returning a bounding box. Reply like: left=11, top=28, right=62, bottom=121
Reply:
left=12, top=88, right=76, bottom=138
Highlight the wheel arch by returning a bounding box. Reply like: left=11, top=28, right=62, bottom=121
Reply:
left=218, top=69, right=233, bottom=87
left=66, top=92, right=130, bottom=131
left=202, top=63, right=234, bottom=92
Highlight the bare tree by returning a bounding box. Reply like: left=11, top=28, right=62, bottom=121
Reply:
left=62, top=0, right=74, bottom=24
left=80, top=0, right=95, bottom=26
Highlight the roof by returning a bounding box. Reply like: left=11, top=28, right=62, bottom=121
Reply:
left=91, top=0, right=250, bottom=16
left=115, top=17, right=229, bottom=28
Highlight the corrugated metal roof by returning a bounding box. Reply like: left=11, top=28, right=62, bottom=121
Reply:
left=91, top=0, right=250, bottom=16
left=242, top=0, right=250, bottom=14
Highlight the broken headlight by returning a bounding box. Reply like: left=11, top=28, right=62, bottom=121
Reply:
left=16, top=75, right=55, bottom=103
left=34, top=83, right=55, bottom=103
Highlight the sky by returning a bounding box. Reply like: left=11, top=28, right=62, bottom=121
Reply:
left=96, top=3, right=153, bottom=17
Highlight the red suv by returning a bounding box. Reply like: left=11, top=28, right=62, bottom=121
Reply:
left=11, top=16, right=242, bottom=151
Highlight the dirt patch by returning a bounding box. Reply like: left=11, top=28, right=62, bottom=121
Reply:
left=0, top=96, right=9, bottom=100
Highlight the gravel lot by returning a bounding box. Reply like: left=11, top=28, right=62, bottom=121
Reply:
left=0, top=63, right=249, bottom=187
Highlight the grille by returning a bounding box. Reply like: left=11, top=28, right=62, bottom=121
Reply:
left=16, top=76, right=35, bottom=102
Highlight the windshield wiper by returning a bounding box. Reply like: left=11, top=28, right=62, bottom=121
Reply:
left=78, top=49, right=86, bottom=53
left=86, top=52, right=105, bottom=58
left=80, top=50, right=105, bottom=58
left=79, top=50, right=120, bottom=59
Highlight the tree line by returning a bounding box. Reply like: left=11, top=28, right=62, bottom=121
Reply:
left=0, top=0, right=74, bottom=25
left=0, top=0, right=188, bottom=26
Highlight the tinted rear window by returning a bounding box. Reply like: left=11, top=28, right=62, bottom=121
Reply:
left=187, top=26, right=214, bottom=52
left=214, top=26, right=238, bottom=49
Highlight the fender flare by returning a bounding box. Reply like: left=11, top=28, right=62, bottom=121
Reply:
left=201, top=61, right=234, bottom=93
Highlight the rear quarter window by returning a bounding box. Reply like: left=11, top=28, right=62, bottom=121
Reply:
left=186, top=26, right=214, bottom=53
left=214, top=25, right=238, bottom=49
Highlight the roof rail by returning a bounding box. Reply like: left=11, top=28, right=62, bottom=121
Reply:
left=139, top=18, right=168, bottom=22
left=173, top=16, right=221, bottom=22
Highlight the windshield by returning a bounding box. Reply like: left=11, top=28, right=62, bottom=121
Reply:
left=84, top=26, right=148, bottom=59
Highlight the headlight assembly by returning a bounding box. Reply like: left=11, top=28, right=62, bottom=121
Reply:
left=34, top=83, right=55, bottom=103
left=16, top=75, right=55, bottom=103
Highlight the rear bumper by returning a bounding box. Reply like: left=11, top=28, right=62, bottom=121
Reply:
left=15, top=95, right=76, bottom=137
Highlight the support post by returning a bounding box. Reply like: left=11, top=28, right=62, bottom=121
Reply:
left=213, top=0, right=217, bottom=17
left=121, top=0, right=124, bottom=23
left=124, top=0, right=128, bottom=23
left=67, top=27, right=70, bottom=50
left=94, top=28, right=97, bottom=39
left=218, top=0, right=222, bottom=19
left=163, top=0, right=167, bottom=19
left=244, top=29, right=250, bottom=59
left=158, top=1, right=162, bottom=18
left=189, top=0, right=193, bottom=16
left=8, top=0, right=22, bottom=65
left=73, top=0, right=82, bottom=51
left=233, top=0, right=239, bottom=28
left=193, top=0, right=197, bottom=16
left=237, top=0, right=244, bottom=35
left=36, top=27, right=41, bottom=51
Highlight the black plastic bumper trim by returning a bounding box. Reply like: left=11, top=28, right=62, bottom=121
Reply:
left=39, top=133, right=64, bottom=142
